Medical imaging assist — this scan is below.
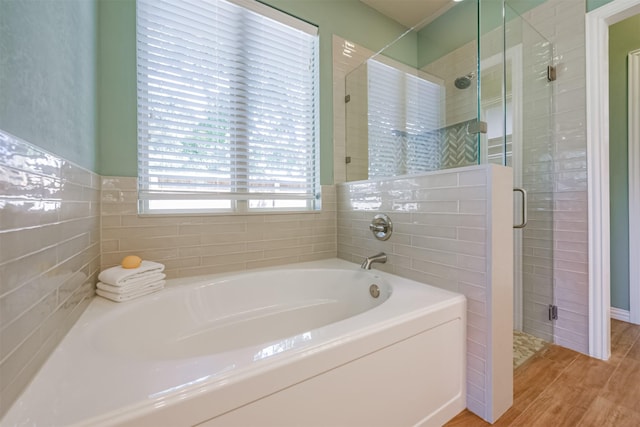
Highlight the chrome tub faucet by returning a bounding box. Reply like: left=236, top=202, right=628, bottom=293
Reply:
left=361, top=252, right=387, bottom=270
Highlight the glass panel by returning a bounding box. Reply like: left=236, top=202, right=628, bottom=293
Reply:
left=504, top=1, right=555, bottom=342
left=344, top=0, right=480, bottom=181
left=338, top=0, right=557, bottom=351
left=478, top=0, right=506, bottom=166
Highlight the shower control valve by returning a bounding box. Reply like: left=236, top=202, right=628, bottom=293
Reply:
left=369, top=213, right=393, bottom=241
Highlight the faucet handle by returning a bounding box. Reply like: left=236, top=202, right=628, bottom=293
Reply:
left=369, top=214, right=393, bottom=241
left=369, top=224, right=386, bottom=232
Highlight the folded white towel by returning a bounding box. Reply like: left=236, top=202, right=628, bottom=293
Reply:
left=96, top=281, right=165, bottom=302
left=98, top=261, right=165, bottom=287
left=95, top=273, right=165, bottom=292
left=97, top=278, right=166, bottom=295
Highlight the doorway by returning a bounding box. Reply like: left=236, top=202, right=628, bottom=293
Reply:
left=586, top=0, right=640, bottom=360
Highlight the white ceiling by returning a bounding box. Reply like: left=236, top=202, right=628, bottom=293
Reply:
left=360, top=0, right=456, bottom=29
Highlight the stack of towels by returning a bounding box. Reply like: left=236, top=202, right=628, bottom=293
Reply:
left=97, top=261, right=166, bottom=302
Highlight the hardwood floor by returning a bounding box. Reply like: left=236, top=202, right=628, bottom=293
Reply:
left=445, top=320, right=640, bottom=426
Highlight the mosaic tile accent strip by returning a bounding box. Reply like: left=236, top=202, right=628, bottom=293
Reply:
left=434, top=120, right=478, bottom=170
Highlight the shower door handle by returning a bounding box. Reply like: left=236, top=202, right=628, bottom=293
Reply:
left=513, top=188, right=528, bottom=229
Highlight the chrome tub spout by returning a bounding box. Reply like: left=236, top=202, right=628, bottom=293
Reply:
left=361, top=252, right=387, bottom=270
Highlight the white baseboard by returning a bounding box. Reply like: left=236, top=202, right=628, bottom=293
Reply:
left=610, top=307, right=631, bottom=322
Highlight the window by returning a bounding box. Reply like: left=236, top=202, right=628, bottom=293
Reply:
left=136, top=0, right=320, bottom=214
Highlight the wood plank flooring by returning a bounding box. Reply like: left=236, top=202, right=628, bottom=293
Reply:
left=445, top=320, right=640, bottom=427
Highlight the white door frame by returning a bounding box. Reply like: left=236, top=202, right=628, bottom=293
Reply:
left=586, top=0, right=640, bottom=360
left=629, top=49, right=640, bottom=324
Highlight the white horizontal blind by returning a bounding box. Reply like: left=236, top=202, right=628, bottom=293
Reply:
left=367, top=59, right=442, bottom=178
left=137, top=0, right=320, bottom=214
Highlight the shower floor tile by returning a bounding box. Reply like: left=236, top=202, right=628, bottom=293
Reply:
left=513, top=330, right=548, bottom=369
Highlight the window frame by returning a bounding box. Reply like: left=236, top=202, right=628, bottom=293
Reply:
left=136, top=0, right=320, bottom=216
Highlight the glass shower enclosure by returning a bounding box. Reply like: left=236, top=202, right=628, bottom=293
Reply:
left=344, top=0, right=555, bottom=343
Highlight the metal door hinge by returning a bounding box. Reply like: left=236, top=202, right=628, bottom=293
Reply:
left=547, top=65, right=556, bottom=82
left=467, top=119, right=487, bottom=135
left=345, top=94, right=351, bottom=103
left=345, top=156, right=351, bottom=164
left=549, top=304, right=558, bottom=321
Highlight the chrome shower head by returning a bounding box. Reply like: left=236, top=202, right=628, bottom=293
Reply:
left=454, top=73, right=475, bottom=89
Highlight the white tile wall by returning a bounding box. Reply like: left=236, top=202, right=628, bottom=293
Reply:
left=337, top=164, right=513, bottom=421
left=514, top=8, right=556, bottom=343
left=522, top=0, right=589, bottom=353
left=100, top=177, right=337, bottom=278
left=0, top=130, right=99, bottom=417
left=418, top=0, right=590, bottom=354
left=422, top=41, right=478, bottom=126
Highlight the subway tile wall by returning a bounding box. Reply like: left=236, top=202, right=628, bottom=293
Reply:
left=522, top=0, right=589, bottom=353
left=100, top=177, right=337, bottom=278
left=421, top=20, right=557, bottom=344
left=419, top=0, right=590, bottom=354
left=518, top=14, right=556, bottom=343
left=337, top=165, right=511, bottom=419
left=0, top=130, right=100, bottom=416
left=422, top=41, right=477, bottom=127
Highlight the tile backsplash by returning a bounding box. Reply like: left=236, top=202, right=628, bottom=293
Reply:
left=0, top=130, right=99, bottom=416
left=100, top=177, right=337, bottom=278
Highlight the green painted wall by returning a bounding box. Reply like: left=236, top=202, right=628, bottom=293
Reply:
left=0, top=0, right=98, bottom=171
left=609, top=13, right=640, bottom=310
left=97, top=0, right=137, bottom=177
left=416, top=0, right=546, bottom=69
left=418, top=0, right=478, bottom=68
left=97, top=0, right=416, bottom=183
left=587, top=0, right=614, bottom=12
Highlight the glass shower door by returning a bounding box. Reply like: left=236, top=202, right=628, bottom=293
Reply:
left=480, top=2, right=555, bottom=342
left=517, top=10, right=555, bottom=342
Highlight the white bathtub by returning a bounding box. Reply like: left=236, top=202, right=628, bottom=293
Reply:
left=2, top=259, right=466, bottom=427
